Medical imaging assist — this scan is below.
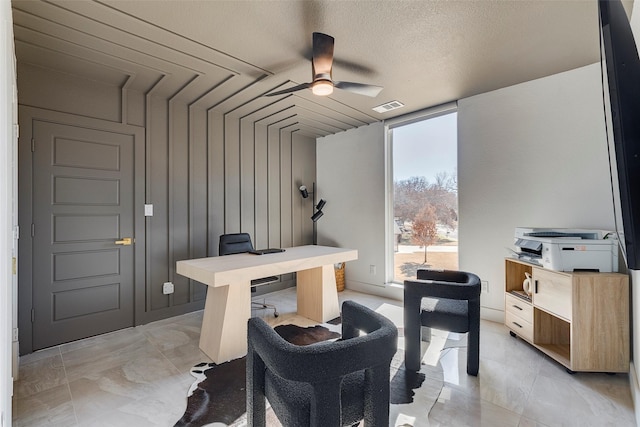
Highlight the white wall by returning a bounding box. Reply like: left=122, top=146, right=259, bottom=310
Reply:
left=316, top=122, right=397, bottom=297
left=458, top=63, right=615, bottom=320
left=316, top=63, right=615, bottom=315
left=1, top=0, right=16, bottom=424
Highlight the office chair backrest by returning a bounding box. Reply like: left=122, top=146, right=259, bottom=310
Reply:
left=219, top=233, right=254, bottom=256
left=247, top=300, right=397, bottom=426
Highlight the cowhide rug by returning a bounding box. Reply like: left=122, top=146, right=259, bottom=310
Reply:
left=174, top=324, right=341, bottom=427
left=175, top=304, right=453, bottom=427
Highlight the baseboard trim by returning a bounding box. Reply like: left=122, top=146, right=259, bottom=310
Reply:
left=345, top=281, right=507, bottom=323
left=480, top=306, right=504, bottom=323
left=345, top=280, right=403, bottom=301
left=630, top=361, right=640, bottom=426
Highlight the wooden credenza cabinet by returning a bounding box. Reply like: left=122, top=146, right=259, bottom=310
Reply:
left=504, top=258, right=629, bottom=373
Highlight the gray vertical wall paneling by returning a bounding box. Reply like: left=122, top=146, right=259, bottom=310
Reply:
left=17, top=108, right=34, bottom=353
left=170, top=101, right=190, bottom=306
left=189, top=105, right=208, bottom=302
left=254, top=123, right=270, bottom=248
left=252, top=106, right=295, bottom=248
left=208, top=109, right=225, bottom=255
left=267, top=124, right=281, bottom=248
left=149, top=95, right=170, bottom=311
left=292, top=133, right=315, bottom=246
left=302, top=133, right=316, bottom=245
left=240, top=115, right=256, bottom=239
left=144, top=90, right=153, bottom=314
left=132, top=115, right=148, bottom=326
left=279, top=127, right=294, bottom=248
left=280, top=127, right=295, bottom=282
left=224, top=113, right=241, bottom=233
left=291, top=133, right=302, bottom=248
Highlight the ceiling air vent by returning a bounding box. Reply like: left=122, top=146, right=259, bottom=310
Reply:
left=372, top=100, right=405, bottom=113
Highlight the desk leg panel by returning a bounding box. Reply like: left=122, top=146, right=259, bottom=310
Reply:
left=297, top=264, right=340, bottom=323
left=199, top=283, right=251, bottom=363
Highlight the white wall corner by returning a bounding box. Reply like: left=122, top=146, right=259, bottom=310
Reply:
left=629, top=360, right=640, bottom=426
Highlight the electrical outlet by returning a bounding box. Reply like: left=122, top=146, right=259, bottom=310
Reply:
left=369, top=264, right=376, bottom=275
left=12, top=328, right=18, bottom=341
left=163, top=282, right=174, bottom=294
left=481, top=280, right=489, bottom=293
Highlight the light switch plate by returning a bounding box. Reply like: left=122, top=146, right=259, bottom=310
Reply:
left=144, top=204, right=153, bottom=216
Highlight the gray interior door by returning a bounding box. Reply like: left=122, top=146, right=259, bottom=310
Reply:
left=32, top=121, right=135, bottom=350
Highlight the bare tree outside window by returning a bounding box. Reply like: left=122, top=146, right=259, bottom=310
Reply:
left=411, top=205, right=438, bottom=263
left=391, top=112, right=458, bottom=282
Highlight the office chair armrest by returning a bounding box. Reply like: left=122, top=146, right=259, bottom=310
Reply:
left=247, top=310, right=397, bottom=383
left=340, top=300, right=397, bottom=339
left=404, top=279, right=480, bottom=301
left=404, top=269, right=481, bottom=301
left=416, top=268, right=476, bottom=283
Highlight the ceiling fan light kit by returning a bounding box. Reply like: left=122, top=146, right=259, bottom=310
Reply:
left=266, top=32, right=382, bottom=98
left=312, top=80, right=333, bottom=96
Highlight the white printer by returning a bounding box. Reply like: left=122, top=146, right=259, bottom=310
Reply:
left=513, top=227, right=618, bottom=272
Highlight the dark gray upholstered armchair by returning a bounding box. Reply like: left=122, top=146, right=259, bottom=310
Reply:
left=247, top=300, right=398, bottom=427
left=218, top=233, right=279, bottom=316
left=404, top=269, right=481, bottom=376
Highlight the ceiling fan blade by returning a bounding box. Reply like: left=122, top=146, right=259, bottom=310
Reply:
left=312, top=32, right=334, bottom=77
left=334, top=81, right=383, bottom=97
left=265, top=82, right=312, bottom=97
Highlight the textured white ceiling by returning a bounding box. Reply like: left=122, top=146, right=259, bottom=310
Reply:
left=12, top=0, right=635, bottom=136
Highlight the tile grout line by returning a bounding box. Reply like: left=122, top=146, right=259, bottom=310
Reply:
left=142, top=328, right=185, bottom=376
left=58, top=344, right=80, bottom=426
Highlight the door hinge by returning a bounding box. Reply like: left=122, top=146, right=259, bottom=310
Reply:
left=31, top=138, right=35, bottom=152
left=31, top=309, right=34, bottom=323
left=31, top=223, right=34, bottom=237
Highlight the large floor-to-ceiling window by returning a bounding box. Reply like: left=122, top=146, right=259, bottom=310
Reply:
left=388, top=107, right=458, bottom=283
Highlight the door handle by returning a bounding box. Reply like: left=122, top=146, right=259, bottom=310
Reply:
left=115, top=237, right=133, bottom=246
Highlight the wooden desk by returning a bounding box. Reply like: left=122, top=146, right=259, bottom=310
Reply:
left=176, top=245, right=358, bottom=363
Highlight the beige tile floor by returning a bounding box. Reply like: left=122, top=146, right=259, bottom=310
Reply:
left=12, top=287, right=636, bottom=426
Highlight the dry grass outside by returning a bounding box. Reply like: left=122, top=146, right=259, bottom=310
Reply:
left=394, top=250, right=459, bottom=282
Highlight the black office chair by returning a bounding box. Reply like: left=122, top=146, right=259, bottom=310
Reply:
left=404, top=269, right=481, bottom=376
left=218, top=233, right=279, bottom=317
left=247, top=300, right=398, bottom=427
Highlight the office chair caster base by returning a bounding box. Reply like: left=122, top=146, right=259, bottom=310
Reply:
left=252, top=301, right=278, bottom=318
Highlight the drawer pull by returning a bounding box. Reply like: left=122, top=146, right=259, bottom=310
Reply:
left=512, top=321, right=523, bottom=329
left=511, top=304, right=523, bottom=311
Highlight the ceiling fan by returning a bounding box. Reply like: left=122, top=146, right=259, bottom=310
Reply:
left=265, top=32, right=383, bottom=98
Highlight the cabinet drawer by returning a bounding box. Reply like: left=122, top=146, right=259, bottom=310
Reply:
left=505, top=311, right=534, bottom=342
left=505, top=293, right=533, bottom=323
left=532, top=267, right=572, bottom=321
